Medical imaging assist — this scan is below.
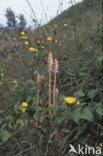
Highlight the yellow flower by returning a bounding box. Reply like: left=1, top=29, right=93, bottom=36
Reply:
left=21, top=32, right=25, bottom=35
left=43, top=27, right=45, bottom=29
left=25, top=41, right=29, bottom=45
left=21, top=36, right=28, bottom=39
left=55, top=24, right=58, bottom=28
left=59, top=42, right=61, bottom=46
left=13, top=37, right=16, bottom=40
left=64, top=24, right=68, bottom=27
left=1, top=29, right=3, bottom=32
left=13, top=79, right=17, bottom=84
left=29, top=47, right=38, bottom=52
left=65, top=97, right=76, bottom=104
left=20, top=108, right=26, bottom=112
left=41, top=75, right=45, bottom=79
left=5, top=59, right=9, bottom=63
left=0, top=82, right=2, bottom=85
left=1, top=73, right=4, bottom=77
left=77, top=101, right=80, bottom=105
left=55, top=40, right=58, bottom=43
left=33, top=18, right=36, bottom=21
left=22, top=102, right=28, bottom=107
left=47, top=37, right=52, bottom=40
left=41, top=46, right=44, bottom=49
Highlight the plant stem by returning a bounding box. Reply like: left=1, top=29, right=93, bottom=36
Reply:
left=49, top=71, right=52, bottom=126
left=53, top=73, right=56, bottom=114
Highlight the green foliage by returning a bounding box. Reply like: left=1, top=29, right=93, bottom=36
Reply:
left=18, top=14, right=27, bottom=31
left=5, top=8, right=17, bottom=29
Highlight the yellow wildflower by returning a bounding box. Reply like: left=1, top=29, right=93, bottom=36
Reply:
left=1, top=30, right=3, bottom=32
left=13, top=79, right=17, bottom=84
left=33, top=18, right=36, bottom=21
left=43, top=27, right=45, bottom=29
left=55, top=40, right=58, bottom=43
left=41, top=76, right=45, bottom=79
left=47, top=37, right=52, bottom=41
left=13, top=37, right=16, bottom=40
left=59, top=42, right=61, bottom=46
left=21, top=108, right=26, bottom=112
left=22, top=102, right=28, bottom=107
left=25, top=41, right=29, bottom=45
left=41, top=46, right=44, bottom=49
left=64, top=24, right=68, bottom=27
left=21, top=32, right=25, bottom=35
left=21, top=36, right=28, bottom=39
left=77, top=101, right=80, bottom=105
left=1, top=73, right=4, bottom=77
left=0, top=82, right=2, bottom=85
left=65, top=97, right=76, bottom=104
left=29, top=47, right=38, bottom=52
left=5, top=59, right=9, bottom=63
left=55, top=24, right=58, bottom=28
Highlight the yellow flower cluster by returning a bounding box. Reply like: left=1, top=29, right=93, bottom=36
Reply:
left=47, top=37, right=52, bottom=41
left=41, top=75, right=45, bottom=79
left=33, top=18, right=36, bottom=21
left=25, top=41, right=29, bottom=45
left=65, top=97, right=80, bottom=104
left=21, top=36, right=28, bottom=39
left=21, top=32, right=25, bottom=35
left=29, top=47, right=38, bottom=52
left=20, top=102, right=28, bottom=112
left=64, top=24, right=68, bottom=27
left=55, top=24, right=58, bottom=28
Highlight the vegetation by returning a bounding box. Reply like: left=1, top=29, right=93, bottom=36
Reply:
left=0, top=0, right=102, bottom=155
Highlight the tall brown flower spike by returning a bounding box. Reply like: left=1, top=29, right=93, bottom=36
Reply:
left=56, top=88, right=59, bottom=113
left=53, top=59, right=59, bottom=114
left=47, top=52, right=53, bottom=72
left=47, top=52, right=53, bottom=125
left=36, top=73, right=40, bottom=126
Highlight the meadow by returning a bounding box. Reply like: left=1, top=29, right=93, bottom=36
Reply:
left=0, top=0, right=103, bottom=155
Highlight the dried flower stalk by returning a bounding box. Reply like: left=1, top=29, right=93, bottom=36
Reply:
left=56, top=88, right=59, bottom=113
left=53, top=59, right=59, bottom=114
left=47, top=52, right=53, bottom=125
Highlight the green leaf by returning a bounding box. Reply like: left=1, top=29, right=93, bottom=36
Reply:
left=82, top=108, right=93, bottom=122
left=97, top=56, right=103, bottom=62
left=87, top=89, right=98, bottom=99
left=1, top=130, right=11, bottom=141
left=74, top=90, right=85, bottom=97
left=26, top=95, right=32, bottom=102
left=16, top=119, right=24, bottom=127
left=72, top=108, right=82, bottom=124
left=96, top=107, right=103, bottom=117
left=53, top=113, right=66, bottom=128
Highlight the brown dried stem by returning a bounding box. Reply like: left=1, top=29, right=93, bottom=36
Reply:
left=53, top=59, right=59, bottom=114
left=56, top=88, right=59, bottom=113
left=47, top=52, right=53, bottom=125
